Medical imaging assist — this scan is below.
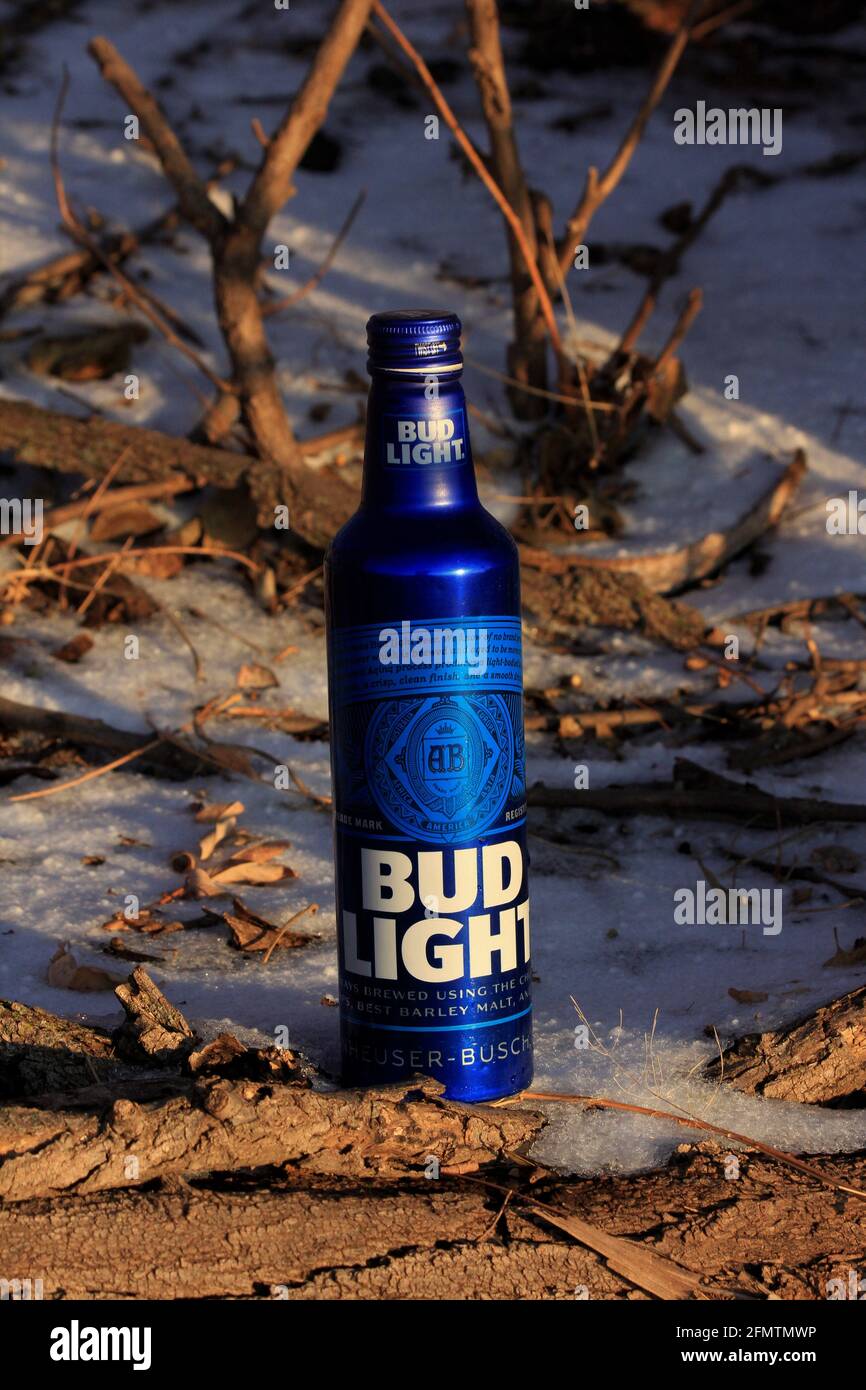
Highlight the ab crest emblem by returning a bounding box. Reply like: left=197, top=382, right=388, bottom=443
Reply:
left=365, top=693, right=514, bottom=843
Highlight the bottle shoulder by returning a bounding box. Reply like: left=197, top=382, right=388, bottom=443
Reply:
left=327, top=502, right=517, bottom=579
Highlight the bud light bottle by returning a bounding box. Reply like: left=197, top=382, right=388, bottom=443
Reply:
left=325, top=310, right=532, bottom=1102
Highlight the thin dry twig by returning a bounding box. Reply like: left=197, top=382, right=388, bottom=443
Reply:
left=262, top=189, right=367, bottom=316
left=556, top=0, right=706, bottom=274
left=370, top=1, right=562, bottom=354
left=51, top=68, right=232, bottom=395
left=9, top=737, right=165, bottom=803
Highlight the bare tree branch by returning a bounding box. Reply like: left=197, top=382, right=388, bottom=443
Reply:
left=87, top=38, right=228, bottom=243
left=556, top=0, right=706, bottom=274
left=371, top=1, right=562, bottom=357
left=464, top=0, right=549, bottom=416
left=87, top=2, right=374, bottom=474
left=240, top=0, right=374, bottom=239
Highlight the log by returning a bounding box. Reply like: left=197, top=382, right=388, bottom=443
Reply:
left=2, top=1146, right=864, bottom=1299
left=0, top=1074, right=544, bottom=1202
left=707, top=986, right=866, bottom=1104
left=0, top=398, right=357, bottom=549
left=566, top=450, right=807, bottom=594
left=0, top=695, right=211, bottom=780
left=529, top=756, right=866, bottom=827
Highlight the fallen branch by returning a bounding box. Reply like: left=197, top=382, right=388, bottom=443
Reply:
left=0, top=397, right=357, bottom=546
left=705, top=986, right=866, bottom=1104
left=567, top=450, right=807, bottom=593
left=521, top=1091, right=866, bottom=1204
left=0, top=1071, right=543, bottom=1202
left=528, top=756, right=866, bottom=828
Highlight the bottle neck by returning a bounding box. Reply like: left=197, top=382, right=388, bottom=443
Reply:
left=361, top=370, right=479, bottom=511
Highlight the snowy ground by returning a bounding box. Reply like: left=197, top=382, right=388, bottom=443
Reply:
left=1, top=0, right=865, bottom=1173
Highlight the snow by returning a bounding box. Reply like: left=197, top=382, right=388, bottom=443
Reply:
left=1, top=0, right=865, bottom=1174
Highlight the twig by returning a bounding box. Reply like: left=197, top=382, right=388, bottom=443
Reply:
left=556, top=0, right=706, bottom=274
left=9, top=737, right=165, bottom=802
left=261, top=904, right=319, bottom=964
left=262, top=189, right=366, bottom=315
left=0, top=476, right=192, bottom=549
left=51, top=68, right=232, bottom=396
left=370, top=1, right=562, bottom=355
left=8, top=544, right=261, bottom=587
left=519, top=1091, right=866, bottom=1203
left=464, top=354, right=614, bottom=410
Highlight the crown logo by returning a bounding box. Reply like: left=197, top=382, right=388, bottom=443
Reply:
left=434, top=722, right=456, bottom=736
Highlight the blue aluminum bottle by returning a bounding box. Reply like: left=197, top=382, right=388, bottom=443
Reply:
left=325, top=310, right=532, bottom=1102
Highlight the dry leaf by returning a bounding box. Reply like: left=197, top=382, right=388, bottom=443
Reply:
left=81, top=854, right=105, bottom=867
left=225, top=706, right=328, bottom=736
left=186, top=867, right=226, bottom=899
left=200, top=741, right=258, bottom=777
left=105, top=937, right=165, bottom=963
left=126, top=550, right=185, bottom=580
left=198, top=818, right=236, bottom=861
left=212, top=861, right=297, bottom=886
left=823, top=936, right=866, bottom=968
left=728, top=987, right=769, bottom=1004
left=52, top=633, right=94, bottom=663
left=193, top=798, right=245, bottom=822
left=236, top=662, right=279, bottom=690
left=228, top=839, right=291, bottom=865
left=90, top=504, right=163, bottom=542
left=47, top=943, right=125, bottom=992
left=223, top=897, right=318, bottom=954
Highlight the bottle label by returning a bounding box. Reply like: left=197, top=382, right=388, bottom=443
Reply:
left=330, top=614, right=531, bottom=1096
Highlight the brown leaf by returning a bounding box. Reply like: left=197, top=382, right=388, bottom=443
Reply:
left=193, top=798, right=245, bottom=822
left=90, top=504, right=163, bottom=542
left=200, top=741, right=258, bottom=777
left=198, top=818, right=236, bottom=861
left=212, top=861, right=297, bottom=886
left=228, top=839, right=292, bottom=865
left=81, top=854, right=105, bottom=867
left=125, top=550, right=185, bottom=580
left=47, top=943, right=125, bottom=992
left=104, top=937, right=165, bottom=964
left=223, top=897, right=318, bottom=954
left=186, top=866, right=226, bottom=899
left=728, top=987, right=769, bottom=1005
left=236, top=661, right=279, bottom=690
left=823, top=936, right=866, bottom=968
left=52, top=632, right=94, bottom=663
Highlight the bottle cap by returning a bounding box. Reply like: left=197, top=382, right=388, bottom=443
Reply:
left=366, top=309, right=462, bottom=373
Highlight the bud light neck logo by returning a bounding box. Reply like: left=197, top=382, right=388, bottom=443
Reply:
left=381, top=408, right=468, bottom=468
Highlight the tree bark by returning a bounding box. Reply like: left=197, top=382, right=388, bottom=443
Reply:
left=465, top=0, right=548, bottom=418
left=707, top=986, right=866, bottom=1104
left=0, top=1075, right=543, bottom=1203
left=2, top=1147, right=864, bottom=1299
left=0, top=398, right=357, bottom=548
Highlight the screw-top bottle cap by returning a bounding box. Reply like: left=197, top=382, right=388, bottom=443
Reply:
left=366, top=309, right=462, bottom=373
